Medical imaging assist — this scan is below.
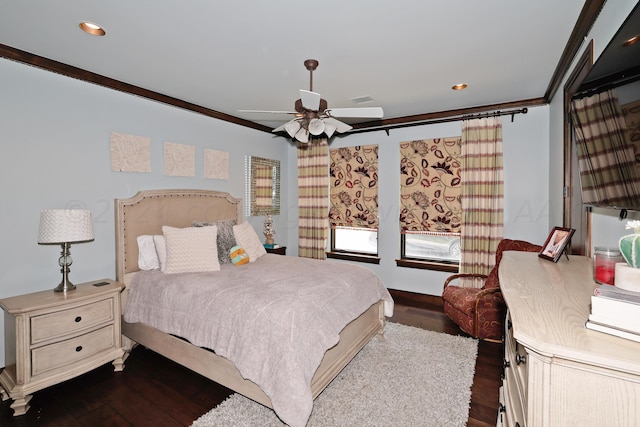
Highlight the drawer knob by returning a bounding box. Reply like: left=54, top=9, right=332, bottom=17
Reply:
left=75, top=346, right=83, bottom=352
left=503, top=358, right=510, bottom=369
left=75, top=316, right=82, bottom=323
left=499, top=403, right=506, bottom=413
left=516, top=353, right=527, bottom=365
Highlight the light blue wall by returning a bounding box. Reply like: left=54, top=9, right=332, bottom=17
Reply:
left=0, top=58, right=288, bottom=366
left=286, top=105, right=551, bottom=296
left=548, top=0, right=640, bottom=253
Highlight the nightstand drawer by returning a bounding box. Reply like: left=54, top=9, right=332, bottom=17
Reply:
left=31, top=298, right=114, bottom=345
left=31, top=325, right=116, bottom=377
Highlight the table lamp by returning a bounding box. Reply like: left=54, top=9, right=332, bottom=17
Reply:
left=38, top=209, right=95, bottom=292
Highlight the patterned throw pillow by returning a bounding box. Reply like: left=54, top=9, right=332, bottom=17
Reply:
left=229, top=245, right=249, bottom=265
left=192, top=219, right=237, bottom=264
left=162, top=225, right=220, bottom=274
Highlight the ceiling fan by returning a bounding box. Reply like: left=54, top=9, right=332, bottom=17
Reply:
left=240, top=59, right=383, bottom=143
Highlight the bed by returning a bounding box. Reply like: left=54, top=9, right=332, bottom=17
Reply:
left=114, top=189, right=393, bottom=427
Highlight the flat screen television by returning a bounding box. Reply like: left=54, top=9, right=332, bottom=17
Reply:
left=571, top=3, right=640, bottom=212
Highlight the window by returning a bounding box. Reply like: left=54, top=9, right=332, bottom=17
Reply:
left=332, top=227, right=377, bottom=255
left=399, top=137, right=462, bottom=266
left=329, top=145, right=379, bottom=259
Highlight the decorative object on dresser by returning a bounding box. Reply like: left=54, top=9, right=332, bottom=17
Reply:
left=538, top=226, right=574, bottom=262
left=593, top=246, right=624, bottom=285
left=616, top=220, right=640, bottom=292
left=499, top=251, right=640, bottom=427
left=586, top=283, right=640, bottom=341
left=0, top=280, right=125, bottom=416
left=442, top=239, right=542, bottom=341
left=37, top=209, right=95, bottom=292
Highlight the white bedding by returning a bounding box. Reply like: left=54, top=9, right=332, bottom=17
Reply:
left=124, top=253, right=393, bottom=427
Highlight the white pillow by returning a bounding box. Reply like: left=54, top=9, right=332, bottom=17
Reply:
left=153, top=235, right=167, bottom=272
left=233, top=222, right=266, bottom=262
left=162, top=226, right=220, bottom=274
left=137, top=235, right=160, bottom=270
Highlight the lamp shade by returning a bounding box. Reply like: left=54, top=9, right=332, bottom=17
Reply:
left=38, top=209, right=95, bottom=244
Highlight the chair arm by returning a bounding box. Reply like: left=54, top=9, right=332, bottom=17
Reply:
left=443, top=273, right=488, bottom=289
left=473, top=287, right=504, bottom=338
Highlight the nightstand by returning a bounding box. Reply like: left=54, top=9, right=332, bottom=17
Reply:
left=265, top=246, right=286, bottom=255
left=0, top=279, right=125, bottom=416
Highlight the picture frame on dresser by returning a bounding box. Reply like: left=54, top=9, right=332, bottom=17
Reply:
left=539, top=227, right=575, bottom=262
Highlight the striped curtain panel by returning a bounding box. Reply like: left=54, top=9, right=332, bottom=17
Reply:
left=329, top=145, right=379, bottom=230
left=298, top=139, right=329, bottom=259
left=571, top=89, right=640, bottom=207
left=459, top=117, right=504, bottom=288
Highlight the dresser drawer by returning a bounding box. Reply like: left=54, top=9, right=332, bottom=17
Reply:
left=31, top=325, right=116, bottom=377
left=503, top=369, right=526, bottom=427
left=505, top=312, right=528, bottom=405
left=31, top=298, right=114, bottom=344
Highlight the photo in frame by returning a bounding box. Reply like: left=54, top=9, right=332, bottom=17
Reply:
left=539, top=227, right=575, bottom=262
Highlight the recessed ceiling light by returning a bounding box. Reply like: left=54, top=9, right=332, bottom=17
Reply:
left=79, top=22, right=106, bottom=36
left=622, top=35, right=639, bottom=48
left=452, top=83, right=468, bottom=91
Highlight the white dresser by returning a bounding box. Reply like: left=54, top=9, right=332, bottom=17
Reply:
left=497, top=252, right=640, bottom=427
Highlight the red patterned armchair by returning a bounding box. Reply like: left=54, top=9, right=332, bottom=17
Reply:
left=442, top=239, right=542, bottom=341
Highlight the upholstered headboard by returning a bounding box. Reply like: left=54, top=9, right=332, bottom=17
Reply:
left=115, top=189, right=242, bottom=281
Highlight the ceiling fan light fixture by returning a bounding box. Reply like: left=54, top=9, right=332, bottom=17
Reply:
left=324, top=122, right=337, bottom=138
left=295, top=127, right=309, bottom=143
left=308, top=118, right=325, bottom=136
left=284, top=120, right=301, bottom=138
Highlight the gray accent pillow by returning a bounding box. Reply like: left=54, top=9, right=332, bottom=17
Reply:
left=192, top=219, right=237, bottom=264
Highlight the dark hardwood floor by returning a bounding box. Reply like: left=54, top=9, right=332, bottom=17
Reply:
left=0, top=291, right=502, bottom=426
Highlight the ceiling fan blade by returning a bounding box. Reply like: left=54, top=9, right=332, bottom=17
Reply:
left=239, top=109, right=297, bottom=114
left=299, top=89, right=321, bottom=111
left=324, top=117, right=353, bottom=133
left=326, top=107, right=384, bottom=118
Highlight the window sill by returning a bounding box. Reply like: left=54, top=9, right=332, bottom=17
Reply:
left=395, top=258, right=459, bottom=273
left=326, top=252, right=380, bottom=264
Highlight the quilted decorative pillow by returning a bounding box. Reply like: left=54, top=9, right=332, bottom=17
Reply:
left=137, top=235, right=160, bottom=270
left=192, top=219, right=237, bottom=264
left=232, top=221, right=266, bottom=262
left=162, top=225, right=220, bottom=274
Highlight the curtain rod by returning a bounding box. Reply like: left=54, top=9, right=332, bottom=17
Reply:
left=348, top=107, right=528, bottom=135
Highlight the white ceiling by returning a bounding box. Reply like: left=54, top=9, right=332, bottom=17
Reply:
left=0, top=1, right=588, bottom=130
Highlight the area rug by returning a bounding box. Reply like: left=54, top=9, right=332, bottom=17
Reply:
left=191, top=322, right=478, bottom=427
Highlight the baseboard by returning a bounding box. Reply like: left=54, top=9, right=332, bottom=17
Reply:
left=388, top=289, right=444, bottom=309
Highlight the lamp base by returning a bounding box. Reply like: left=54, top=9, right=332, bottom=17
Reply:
left=54, top=242, right=76, bottom=292
left=54, top=280, right=76, bottom=293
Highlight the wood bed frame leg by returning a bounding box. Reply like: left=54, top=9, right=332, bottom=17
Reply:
left=113, top=335, right=137, bottom=371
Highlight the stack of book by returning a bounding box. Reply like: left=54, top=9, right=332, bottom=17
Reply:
left=585, top=284, right=640, bottom=342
